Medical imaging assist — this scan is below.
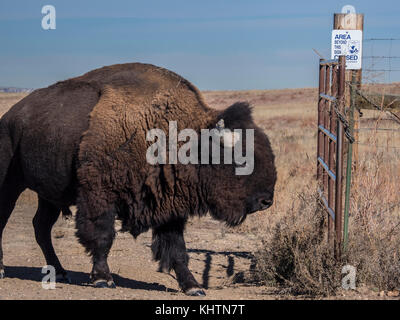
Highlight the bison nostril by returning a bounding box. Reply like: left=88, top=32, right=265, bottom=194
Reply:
left=260, top=199, right=273, bottom=208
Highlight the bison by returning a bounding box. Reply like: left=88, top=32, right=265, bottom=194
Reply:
left=0, top=63, right=276, bottom=296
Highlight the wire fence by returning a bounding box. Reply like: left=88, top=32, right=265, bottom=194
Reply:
left=363, top=38, right=400, bottom=83
left=357, top=37, right=400, bottom=157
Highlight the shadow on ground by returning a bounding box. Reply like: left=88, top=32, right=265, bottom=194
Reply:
left=4, top=265, right=178, bottom=292
left=187, top=249, right=256, bottom=289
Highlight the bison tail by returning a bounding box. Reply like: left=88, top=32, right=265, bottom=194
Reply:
left=0, top=128, right=14, bottom=189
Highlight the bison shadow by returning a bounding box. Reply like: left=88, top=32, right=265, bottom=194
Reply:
left=4, top=248, right=256, bottom=292
left=187, top=249, right=256, bottom=289
left=3, top=266, right=178, bottom=293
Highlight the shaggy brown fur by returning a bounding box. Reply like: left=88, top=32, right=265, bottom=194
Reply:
left=0, top=63, right=277, bottom=295
left=75, top=64, right=215, bottom=236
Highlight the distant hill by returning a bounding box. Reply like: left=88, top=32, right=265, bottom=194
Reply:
left=0, top=87, right=33, bottom=93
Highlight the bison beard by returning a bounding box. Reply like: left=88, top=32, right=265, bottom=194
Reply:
left=0, top=63, right=276, bottom=296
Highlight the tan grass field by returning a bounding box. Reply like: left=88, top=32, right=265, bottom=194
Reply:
left=0, top=86, right=399, bottom=299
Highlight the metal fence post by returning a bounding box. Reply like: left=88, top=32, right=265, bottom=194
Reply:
left=317, top=56, right=347, bottom=259
left=335, top=55, right=346, bottom=259
left=317, top=60, right=325, bottom=181
left=343, top=70, right=357, bottom=250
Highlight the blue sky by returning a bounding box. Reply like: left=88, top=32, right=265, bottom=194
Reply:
left=0, top=0, right=399, bottom=90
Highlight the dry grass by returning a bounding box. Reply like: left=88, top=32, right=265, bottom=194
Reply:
left=0, top=92, right=27, bottom=117
left=253, top=192, right=341, bottom=296
left=205, top=84, right=400, bottom=297
left=344, top=134, right=400, bottom=292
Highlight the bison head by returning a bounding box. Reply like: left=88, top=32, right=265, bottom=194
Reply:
left=202, top=102, right=277, bottom=226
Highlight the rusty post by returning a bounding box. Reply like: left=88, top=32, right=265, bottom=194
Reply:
left=335, top=55, right=346, bottom=259
left=324, top=65, right=332, bottom=242
left=317, top=60, right=325, bottom=181
left=323, top=66, right=330, bottom=192
left=331, top=65, right=338, bottom=138
left=328, top=65, right=338, bottom=246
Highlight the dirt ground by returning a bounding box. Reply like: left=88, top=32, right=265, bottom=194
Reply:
left=1, top=191, right=278, bottom=300
left=0, top=90, right=395, bottom=300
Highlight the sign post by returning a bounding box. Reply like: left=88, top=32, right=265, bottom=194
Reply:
left=332, top=8, right=364, bottom=168
left=331, top=5, right=364, bottom=251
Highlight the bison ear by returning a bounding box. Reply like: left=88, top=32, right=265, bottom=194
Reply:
left=217, top=102, right=253, bottom=129
left=213, top=118, right=240, bottom=148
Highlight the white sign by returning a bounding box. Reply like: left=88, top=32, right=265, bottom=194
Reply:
left=331, top=29, right=363, bottom=70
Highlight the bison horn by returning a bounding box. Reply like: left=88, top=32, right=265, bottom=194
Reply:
left=216, top=118, right=225, bottom=131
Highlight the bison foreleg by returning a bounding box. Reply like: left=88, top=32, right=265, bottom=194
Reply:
left=151, top=218, right=205, bottom=296
left=75, top=205, right=116, bottom=288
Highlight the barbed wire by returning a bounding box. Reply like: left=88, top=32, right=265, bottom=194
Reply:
left=333, top=105, right=356, bottom=143
left=356, top=127, right=400, bottom=132
left=355, top=142, right=400, bottom=150
left=364, top=38, right=400, bottom=41
left=364, top=56, right=400, bottom=59
left=364, top=69, right=400, bottom=72
left=363, top=38, right=400, bottom=83
left=346, top=80, right=400, bottom=125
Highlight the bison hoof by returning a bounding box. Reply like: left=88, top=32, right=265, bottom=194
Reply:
left=56, top=273, right=71, bottom=284
left=94, top=280, right=116, bottom=289
left=185, top=288, right=206, bottom=296
left=0, top=269, right=4, bottom=279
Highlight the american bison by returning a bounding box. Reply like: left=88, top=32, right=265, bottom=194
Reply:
left=0, top=63, right=276, bottom=296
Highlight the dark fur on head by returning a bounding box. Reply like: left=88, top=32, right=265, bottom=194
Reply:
left=218, top=101, right=253, bottom=128
left=201, top=102, right=277, bottom=226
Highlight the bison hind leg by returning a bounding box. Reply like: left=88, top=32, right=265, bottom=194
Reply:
left=0, top=161, right=25, bottom=279
left=151, top=218, right=205, bottom=296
